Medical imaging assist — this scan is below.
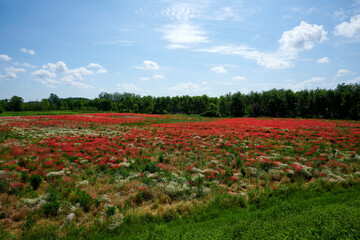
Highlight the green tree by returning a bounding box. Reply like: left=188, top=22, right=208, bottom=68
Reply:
left=9, top=96, right=23, bottom=111
left=230, top=92, right=245, bottom=117
left=41, top=99, right=50, bottom=110
left=217, top=95, right=230, bottom=117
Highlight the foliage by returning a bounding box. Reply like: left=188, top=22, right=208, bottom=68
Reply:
left=2, top=83, right=359, bottom=120
left=42, top=189, right=60, bottom=217
left=30, top=174, right=42, bottom=190
left=71, top=189, right=93, bottom=212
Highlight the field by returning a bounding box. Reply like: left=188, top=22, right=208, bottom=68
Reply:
left=0, top=113, right=360, bottom=239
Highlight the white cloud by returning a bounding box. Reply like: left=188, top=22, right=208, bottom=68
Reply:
left=152, top=74, right=167, bottom=80
left=197, top=22, right=327, bottom=69
left=4, top=67, right=26, bottom=79
left=19, top=48, right=35, bottom=55
left=68, top=67, right=93, bottom=80
left=232, top=75, right=246, bottom=81
left=43, top=61, right=94, bottom=80
left=160, top=23, right=209, bottom=47
left=97, top=68, right=108, bottom=74
left=317, top=57, right=330, bottom=63
left=32, top=69, right=56, bottom=79
left=135, top=60, right=160, bottom=70
left=35, top=61, right=98, bottom=88
left=279, top=21, right=327, bottom=52
left=117, top=83, right=145, bottom=95
left=87, top=63, right=108, bottom=74
left=334, top=15, right=360, bottom=38
left=87, top=63, right=102, bottom=68
left=169, top=81, right=204, bottom=95
left=32, top=70, right=58, bottom=88
left=345, top=76, right=360, bottom=84
left=291, top=77, right=325, bottom=91
left=198, top=45, right=294, bottom=69
left=43, top=61, right=68, bottom=73
left=210, top=7, right=242, bottom=21
left=211, top=66, right=228, bottom=73
left=0, top=54, right=11, bottom=61
left=20, top=62, right=36, bottom=68
left=336, top=69, right=353, bottom=77
left=160, top=3, right=200, bottom=22
left=334, top=9, right=347, bottom=21
left=140, top=77, right=151, bottom=81
left=61, top=76, right=94, bottom=89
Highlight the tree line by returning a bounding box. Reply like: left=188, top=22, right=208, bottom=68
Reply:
left=1, top=83, right=359, bottom=120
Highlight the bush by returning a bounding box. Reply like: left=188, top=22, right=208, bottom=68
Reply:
left=72, top=190, right=93, bottom=212
left=42, top=190, right=60, bottom=217
left=144, top=162, right=159, bottom=173
left=30, top=174, right=42, bottom=190
left=106, top=206, right=116, bottom=217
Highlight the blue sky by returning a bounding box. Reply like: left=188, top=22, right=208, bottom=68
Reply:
left=0, top=0, right=360, bottom=101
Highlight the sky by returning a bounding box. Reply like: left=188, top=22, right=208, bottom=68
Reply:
left=0, top=0, right=360, bottom=101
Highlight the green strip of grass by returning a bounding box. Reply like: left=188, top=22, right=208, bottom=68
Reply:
left=67, top=182, right=359, bottom=240
left=102, top=184, right=360, bottom=240
left=4, top=182, right=359, bottom=240
left=0, top=110, right=83, bottom=116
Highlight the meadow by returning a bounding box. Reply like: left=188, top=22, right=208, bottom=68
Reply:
left=0, top=113, right=359, bottom=239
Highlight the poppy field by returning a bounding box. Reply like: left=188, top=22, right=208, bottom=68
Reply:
left=0, top=113, right=360, bottom=238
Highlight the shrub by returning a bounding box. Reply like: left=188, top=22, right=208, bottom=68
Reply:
left=43, top=190, right=60, bottom=217
left=105, top=206, right=116, bottom=217
left=72, top=190, right=93, bottom=212
left=144, top=162, right=159, bottom=173
left=0, top=173, right=10, bottom=193
left=30, top=174, right=42, bottom=190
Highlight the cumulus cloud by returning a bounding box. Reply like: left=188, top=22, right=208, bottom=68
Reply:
left=68, top=67, right=93, bottom=80
left=0, top=54, right=11, bottom=61
left=4, top=67, right=26, bottom=79
left=334, top=15, right=360, bottom=38
left=135, top=60, right=160, bottom=70
left=32, top=69, right=56, bottom=79
left=43, top=61, right=94, bottom=80
left=291, top=77, right=325, bottom=91
left=33, top=61, right=100, bottom=88
left=336, top=69, right=353, bottom=77
left=197, top=21, right=327, bottom=69
left=43, top=61, right=68, bottom=73
left=317, top=57, right=330, bottom=63
left=278, top=21, right=327, bottom=52
left=117, top=83, right=145, bottom=95
left=87, top=63, right=108, bottom=74
left=232, top=75, right=246, bottom=81
left=211, top=66, right=228, bottom=73
left=32, top=70, right=58, bottom=88
left=19, top=48, right=35, bottom=55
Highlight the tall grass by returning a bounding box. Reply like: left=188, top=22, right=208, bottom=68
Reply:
left=10, top=180, right=359, bottom=240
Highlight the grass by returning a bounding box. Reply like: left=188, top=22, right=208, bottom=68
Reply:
left=0, top=110, right=83, bottom=116
left=101, top=182, right=360, bottom=240
left=5, top=181, right=358, bottom=240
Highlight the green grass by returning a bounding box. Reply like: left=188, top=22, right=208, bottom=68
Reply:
left=99, top=183, right=360, bottom=240
left=12, top=181, right=356, bottom=240
left=0, top=110, right=83, bottom=116
left=2, top=181, right=359, bottom=239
